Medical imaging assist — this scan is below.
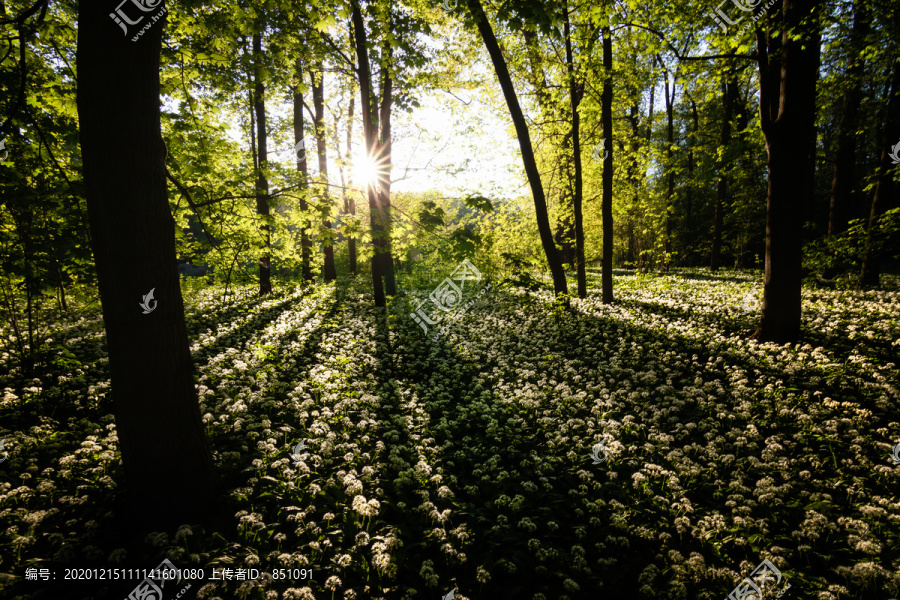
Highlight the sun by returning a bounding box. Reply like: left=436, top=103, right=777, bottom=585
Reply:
left=353, top=153, right=380, bottom=187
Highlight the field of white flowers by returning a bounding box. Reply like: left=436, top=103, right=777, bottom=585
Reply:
left=1, top=270, right=898, bottom=600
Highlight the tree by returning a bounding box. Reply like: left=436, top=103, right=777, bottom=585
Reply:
left=564, top=5, right=588, bottom=297
left=827, top=0, right=868, bottom=238
left=252, top=32, right=272, bottom=295
left=600, top=24, right=614, bottom=304
left=711, top=78, right=737, bottom=272
left=860, top=18, right=900, bottom=287
left=351, top=0, right=388, bottom=306
left=465, top=0, right=569, bottom=300
left=293, top=59, right=314, bottom=281
left=310, top=61, right=338, bottom=281
left=76, top=0, right=218, bottom=529
left=754, top=0, right=822, bottom=343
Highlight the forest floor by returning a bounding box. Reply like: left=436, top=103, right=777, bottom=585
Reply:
left=1, top=270, right=899, bottom=600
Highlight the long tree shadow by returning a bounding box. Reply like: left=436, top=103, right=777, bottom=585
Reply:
left=364, top=281, right=892, bottom=598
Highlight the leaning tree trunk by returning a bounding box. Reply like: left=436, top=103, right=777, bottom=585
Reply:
left=311, top=63, right=337, bottom=281
left=467, top=0, right=569, bottom=300
left=600, top=25, right=614, bottom=303
left=754, top=0, right=821, bottom=343
left=253, top=32, right=271, bottom=295
left=76, top=0, right=218, bottom=530
left=293, top=60, right=313, bottom=281
left=351, top=0, right=386, bottom=306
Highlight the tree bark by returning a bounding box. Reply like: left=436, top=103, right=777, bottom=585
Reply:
left=827, top=3, right=866, bottom=239
left=601, top=26, right=614, bottom=303
left=311, top=63, right=337, bottom=281
left=252, top=32, right=271, bottom=295
left=467, top=0, right=569, bottom=300
left=346, top=95, right=357, bottom=275
left=378, top=39, right=397, bottom=295
left=660, top=60, right=675, bottom=272
left=754, top=0, right=821, bottom=343
left=351, top=0, right=386, bottom=306
left=293, top=60, right=313, bottom=281
left=76, top=0, right=218, bottom=530
left=686, top=98, right=698, bottom=252
left=565, top=10, right=587, bottom=298
left=861, top=49, right=900, bottom=286
left=711, top=80, right=735, bottom=272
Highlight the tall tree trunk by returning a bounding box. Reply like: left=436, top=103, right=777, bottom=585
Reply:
left=467, top=0, right=569, bottom=300
left=351, top=0, right=385, bottom=306
left=861, top=50, right=900, bottom=286
left=293, top=60, right=313, bottom=281
left=346, top=95, right=357, bottom=275
left=711, top=80, right=735, bottom=272
left=565, top=10, right=587, bottom=298
left=686, top=98, right=698, bottom=253
left=755, top=0, right=821, bottom=343
left=253, top=33, right=271, bottom=295
left=601, top=26, right=614, bottom=303
left=311, top=63, right=337, bottom=281
left=661, top=62, right=675, bottom=272
left=378, top=40, right=397, bottom=296
left=76, top=0, right=218, bottom=530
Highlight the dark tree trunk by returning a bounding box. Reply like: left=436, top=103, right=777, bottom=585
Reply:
left=351, top=0, right=385, bottom=306
left=660, top=61, right=675, bottom=272
left=686, top=98, right=698, bottom=252
left=378, top=40, right=396, bottom=296
left=346, top=95, right=357, bottom=275
left=311, top=64, right=337, bottom=281
left=601, top=26, right=614, bottom=303
left=711, top=80, right=735, bottom=272
left=827, top=38, right=863, bottom=239
left=754, top=0, right=821, bottom=343
left=252, top=33, right=271, bottom=295
left=861, top=50, right=900, bottom=286
left=292, top=60, right=313, bottom=281
left=76, top=0, right=218, bottom=530
left=565, top=11, right=587, bottom=298
left=467, top=0, right=569, bottom=300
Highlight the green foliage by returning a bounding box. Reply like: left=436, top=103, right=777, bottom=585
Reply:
left=803, top=209, right=900, bottom=288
